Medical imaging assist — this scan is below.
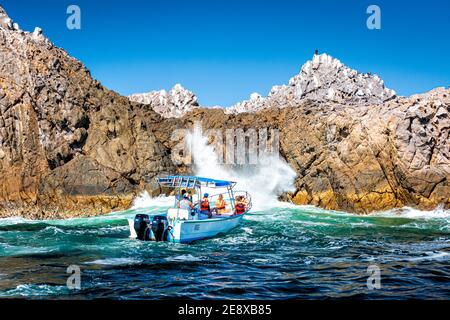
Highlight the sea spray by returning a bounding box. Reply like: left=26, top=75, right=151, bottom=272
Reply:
left=375, top=204, right=450, bottom=219
left=131, top=191, right=174, bottom=209
left=185, top=123, right=297, bottom=210
left=131, top=123, right=297, bottom=210
left=128, top=124, right=449, bottom=218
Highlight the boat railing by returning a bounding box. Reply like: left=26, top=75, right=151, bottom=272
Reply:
left=233, top=190, right=252, bottom=212
left=206, top=191, right=252, bottom=213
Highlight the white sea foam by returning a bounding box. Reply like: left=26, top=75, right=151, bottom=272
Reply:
left=185, top=123, right=297, bottom=211
left=0, top=217, right=32, bottom=226
left=242, top=227, right=253, bottom=234
left=373, top=205, right=450, bottom=220
left=165, top=254, right=203, bottom=262
left=85, top=257, right=143, bottom=266
left=40, top=226, right=65, bottom=235
left=0, top=244, right=53, bottom=257
left=407, top=251, right=449, bottom=262
left=131, top=192, right=174, bottom=210
left=0, top=284, right=69, bottom=297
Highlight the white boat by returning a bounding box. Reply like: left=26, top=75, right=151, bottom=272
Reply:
left=128, top=176, right=252, bottom=243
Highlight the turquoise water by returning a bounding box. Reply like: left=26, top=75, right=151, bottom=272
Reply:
left=0, top=202, right=449, bottom=299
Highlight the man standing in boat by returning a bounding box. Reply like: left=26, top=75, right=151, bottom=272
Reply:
left=176, top=189, right=187, bottom=206
left=178, top=193, right=195, bottom=212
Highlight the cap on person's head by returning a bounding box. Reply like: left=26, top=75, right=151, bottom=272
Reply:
left=204, top=193, right=209, bottom=198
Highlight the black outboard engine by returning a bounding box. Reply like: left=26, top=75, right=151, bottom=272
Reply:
left=151, top=215, right=169, bottom=241
left=134, top=214, right=151, bottom=241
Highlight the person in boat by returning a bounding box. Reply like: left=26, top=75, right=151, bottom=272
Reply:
left=186, top=190, right=193, bottom=202
left=234, top=196, right=247, bottom=215
left=178, top=193, right=194, bottom=212
left=215, top=194, right=228, bottom=215
left=240, top=195, right=249, bottom=207
left=199, top=193, right=212, bottom=219
left=176, top=189, right=187, bottom=205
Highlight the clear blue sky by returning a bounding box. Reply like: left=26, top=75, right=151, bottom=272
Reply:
left=2, top=0, right=449, bottom=107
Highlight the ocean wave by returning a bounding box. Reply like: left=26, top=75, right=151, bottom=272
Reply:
left=0, top=217, right=37, bottom=227
left=407, top=251, right=449, bottom=262
left=165, top=254, right=204, bottom=262
left=372, top=206, right=450, bottom=219
left=272, top=203, right=450, bottom=221
left=361, top=250, right=450, bottom=264
left=131, top=192, right=174, bottom=209
left=40, top=226, right=66, bottom=235
left=251, top=258, right=270, bottom=263
left=84, top=257, right=143, bottom=266
left=0, top=284, right=69, bottom=297
left=0, top=212, right=129, bottom=229
left=211, top=235, right=254, bottom=245
left=295, top=220, right=332, bottom=227
left=0, top=244, right=55, bottom=257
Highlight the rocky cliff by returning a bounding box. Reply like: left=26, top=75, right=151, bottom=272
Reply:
left=0, top=7, right=175, bottom=218
left=148, top=87, right=449, bottom=213
left=0, top=6, right=448, bottom=218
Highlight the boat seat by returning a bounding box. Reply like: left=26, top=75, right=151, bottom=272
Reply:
left=167, top=208, right=190, bottom=221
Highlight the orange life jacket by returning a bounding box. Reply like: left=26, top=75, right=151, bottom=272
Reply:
left=200, top=198, right=210, bottom=211
left=235, top=203, right=246, bottom=214
left=215, top=199, right=226, bottom=210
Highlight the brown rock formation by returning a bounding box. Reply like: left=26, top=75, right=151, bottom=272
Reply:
left=0, top=6, right=448, bottom=218
left=0, top=7, right=174, bottom=218
left=152, top=92, right=449, bottom=214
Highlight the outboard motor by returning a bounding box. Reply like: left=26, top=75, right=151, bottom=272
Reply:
left=151, top=215, right=169, bottom=241
left=134, top=214, right=151, bottom=241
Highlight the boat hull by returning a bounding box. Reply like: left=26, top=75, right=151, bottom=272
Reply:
left=169, top=214, right=244, bottom=243
left=128, top=213, right=245, bottom=243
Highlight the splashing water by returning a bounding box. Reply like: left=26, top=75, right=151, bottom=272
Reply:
left=131, top=192, right=174, bottom=209
left=1, top=125, right=449, bottom=299
left=0, top=202, right=448, bottom=299
left=375, top=204, right=450, bottom=220
left=185, top=123, right=297, bottom=210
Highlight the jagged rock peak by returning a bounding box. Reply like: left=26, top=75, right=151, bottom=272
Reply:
left=0, top=5, right=23, bottom=32
left=0, top=5, right=14, bottom=30
left=128, top=84, right=199, bottom=118
left=289, top=53, right=396, bottom=103
left=0, top=5, right=48, bottom=43
left=128, top=53, right=397, bottom=117
left=226, top=53, right=397, bottom=114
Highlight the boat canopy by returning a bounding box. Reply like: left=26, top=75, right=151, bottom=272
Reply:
left=157, top=175, right=236, bottom=189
